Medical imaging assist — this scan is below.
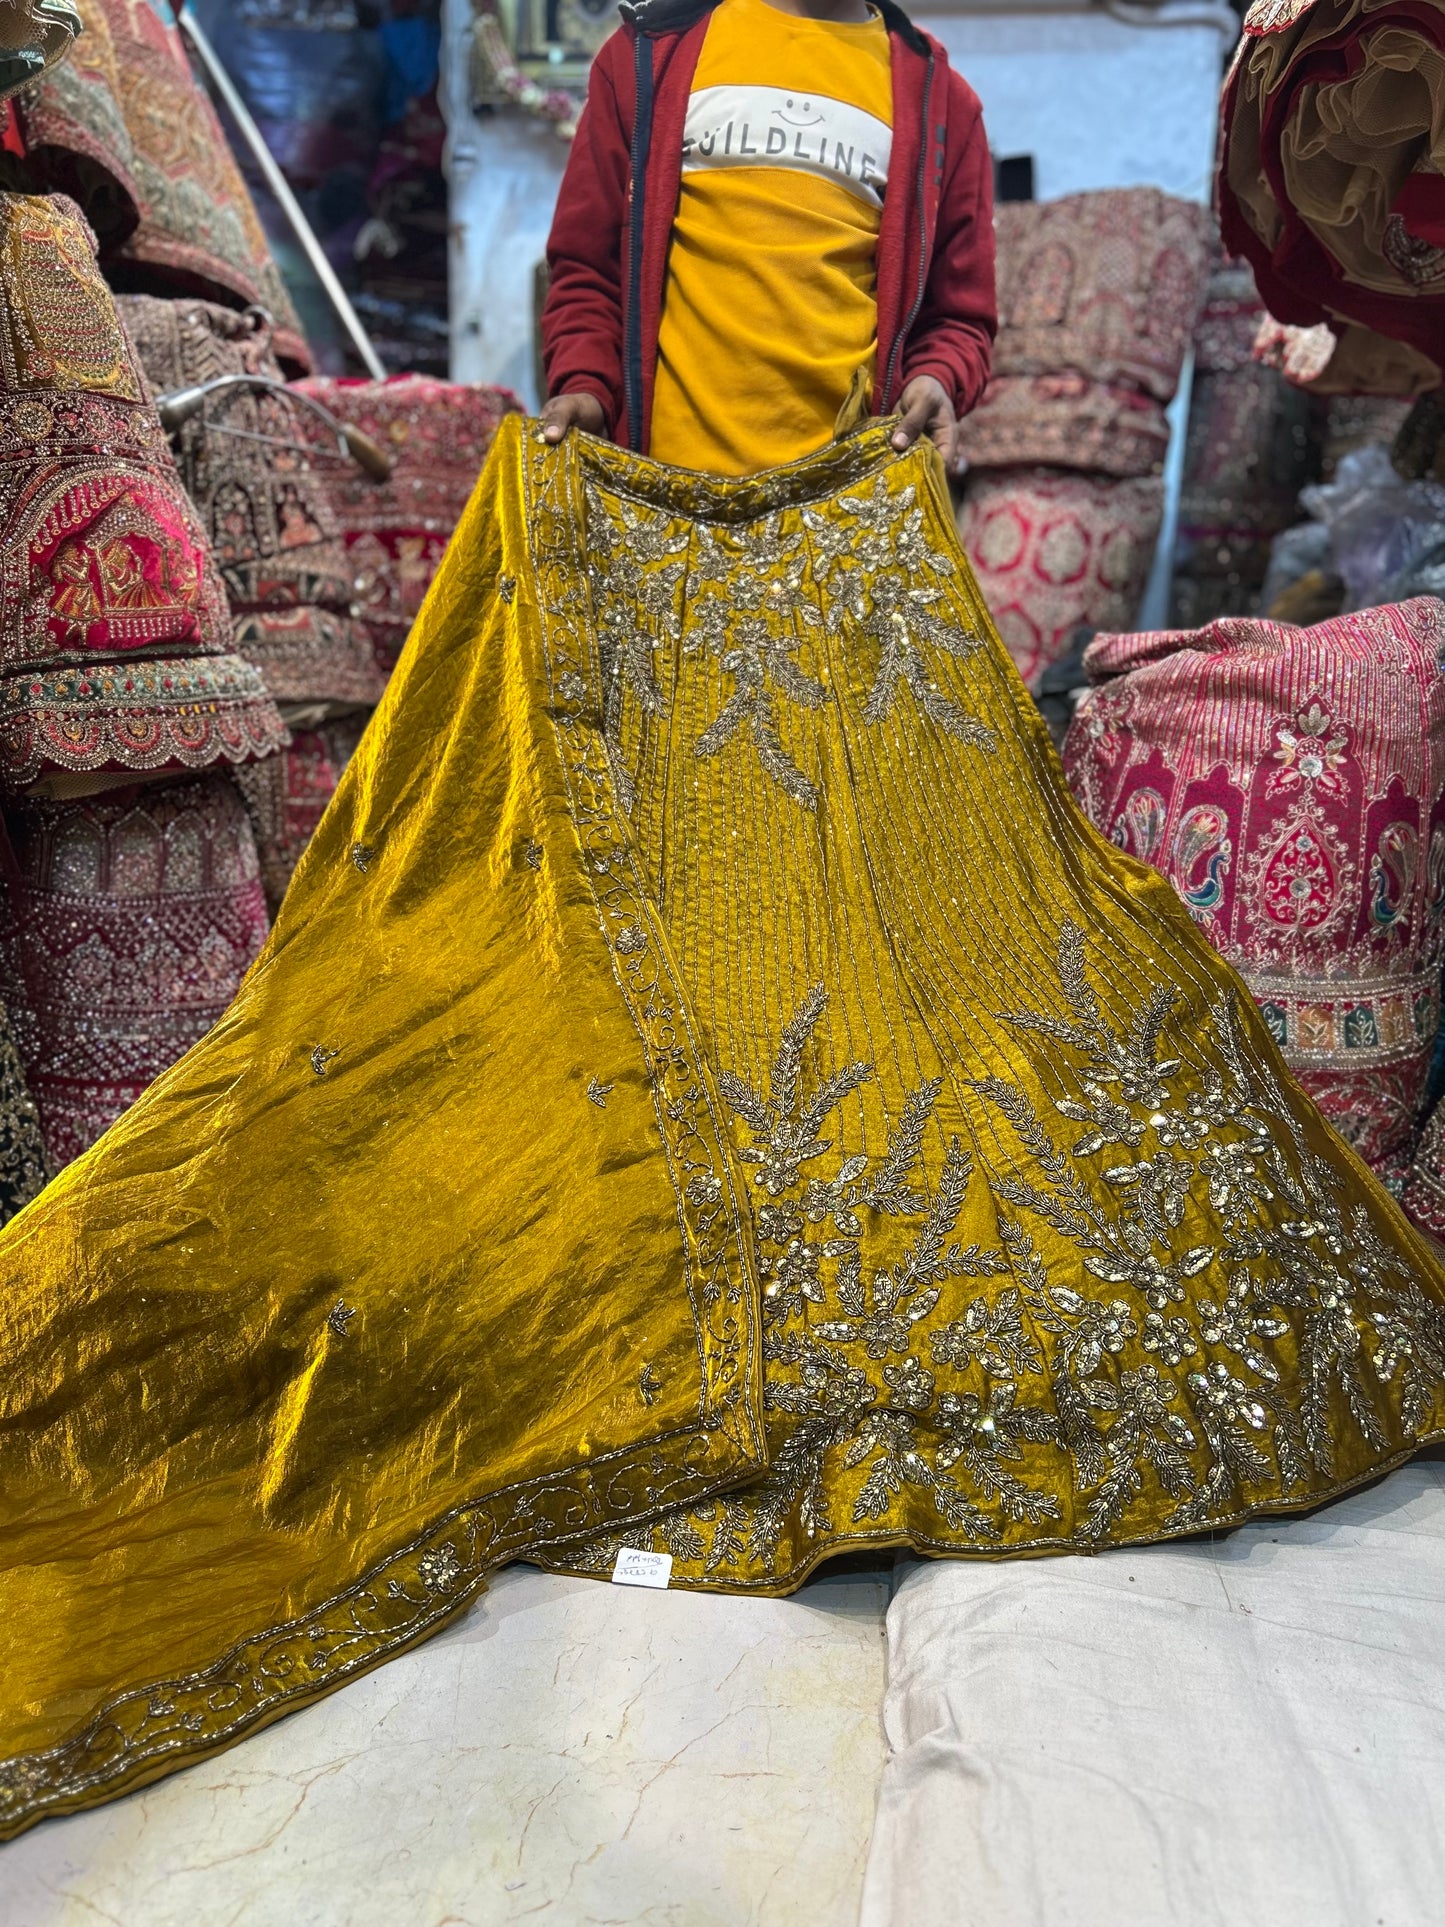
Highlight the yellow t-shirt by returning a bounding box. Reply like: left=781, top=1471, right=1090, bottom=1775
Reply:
left=649, top=0, right=893, bottom=477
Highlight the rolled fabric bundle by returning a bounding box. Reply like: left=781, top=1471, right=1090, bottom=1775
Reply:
left=0, top=1, right=81, bottom=101
left=0, top=192, right=286, bottom=792
left=956, top=188, right=1212, bottom=480
left=15, top=0, right=312, bottom=372
left=1169, top=256, right=1319, bottom=628
left=1220, top=0, right=1445, bottom=387
left=1062, top=595, right=1445, bottom=1179
left=291, top=374, right=524, bottom=675
left=0, top=772, right=271, bottom=1164
left=956, top=467, right=1164, bottom=691
left=118, top=295, right=382, bottom=714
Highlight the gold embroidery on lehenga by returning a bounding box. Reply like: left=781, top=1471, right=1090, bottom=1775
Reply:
left=809, top=475, right=996, bottom=747
left=9, top=421, right=1445, bottom=1836
left=686, top=518, right=831, bottom=810
left=582, top=461, right=999, bottom=816
left=575, top=917, right=1445, bottom=1584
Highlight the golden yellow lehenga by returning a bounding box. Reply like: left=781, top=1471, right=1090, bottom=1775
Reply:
left=3, top=414, right=1444, bottom=1836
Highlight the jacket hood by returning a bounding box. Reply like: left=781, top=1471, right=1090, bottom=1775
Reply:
left=618, top=0, right=931, bottom=58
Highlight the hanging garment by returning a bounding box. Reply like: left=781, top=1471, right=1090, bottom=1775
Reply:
left=15, top=0, right=311, bottom=372
left=0, top=192, right=285, bottom=791
left=1220, top=0, right=1445, bottom=386
left=117, top=297, right=381, bottom=716
left=2, top=417, right=1444, bottom=1839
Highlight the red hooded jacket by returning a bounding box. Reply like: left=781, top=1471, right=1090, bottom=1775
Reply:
left=541, top=0, right=997, bottom=453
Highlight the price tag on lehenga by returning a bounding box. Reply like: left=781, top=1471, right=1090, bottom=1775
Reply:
left=611, top=1547, right=673, bottom=1590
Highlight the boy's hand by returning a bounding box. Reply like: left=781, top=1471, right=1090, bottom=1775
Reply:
left=540, top=392, right=607, bottom=443
left=891, top=376, right=965, bottom=474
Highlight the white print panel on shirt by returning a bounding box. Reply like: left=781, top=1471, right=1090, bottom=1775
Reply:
left=680, top=85, right=891, bottom=208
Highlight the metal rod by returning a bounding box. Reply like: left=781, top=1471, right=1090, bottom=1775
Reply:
left=177, top=5, right=388, bottom=381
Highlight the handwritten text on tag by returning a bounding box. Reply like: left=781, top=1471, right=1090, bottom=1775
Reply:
left=611, top=1547, right=673, bottom=1590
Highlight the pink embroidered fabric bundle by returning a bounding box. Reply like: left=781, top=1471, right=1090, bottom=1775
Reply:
left=958, top=189, right=1213, bottom=476
left=1062, top=596, right=1445, bottom=1177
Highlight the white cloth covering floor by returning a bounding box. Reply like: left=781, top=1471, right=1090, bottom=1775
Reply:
left=862, top=1457, right=1445, bottom=1927
left=0, top=1563, right=890, bottom=1927
left=6, top=1462, right=1445, bottom=1924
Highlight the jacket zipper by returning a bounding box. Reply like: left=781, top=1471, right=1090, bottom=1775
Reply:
left=625, top=30, right=655, bottom=452
left=879, top=48, right=935, bottom=417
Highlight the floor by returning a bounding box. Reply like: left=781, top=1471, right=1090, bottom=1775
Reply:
left=1, top=1564, right=891, bottom=1927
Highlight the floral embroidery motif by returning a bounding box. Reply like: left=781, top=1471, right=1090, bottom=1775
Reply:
left=807, top=475, right=995, bottom=748
left=586, top=1076, right=614, bottom=1109
left=327, top=1299, right=357, bottom=1338
left=573, top=922, right=1445, bottom=1587
left=581, top=461, right=996, bottom=815
left=310, top=1046, right=340, bottom=1077
left=686, top=518, right=831, bottom=809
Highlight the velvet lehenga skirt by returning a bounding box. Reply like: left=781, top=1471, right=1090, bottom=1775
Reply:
left=3, top=415, right=1443, bottom=1837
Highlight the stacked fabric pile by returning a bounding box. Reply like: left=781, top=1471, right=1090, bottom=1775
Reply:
left=1062, top=597, right=1445, bottom=1182
left=0, top=0, right=315, bottom=1166
left=292, top=374, right=523, bottom=679
left=955, top=188, right=1212, bottom=691
left=0, top=193, right=284, bottom=1167
left=1169, top=256, right=1319, bottom=628
left=117, top=297, right=390, bottom=908
left=15, top=0, right=310, bottom=370
left=1220, top=0, right=1445, bottom=392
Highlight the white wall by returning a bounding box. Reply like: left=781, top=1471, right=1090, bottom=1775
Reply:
left=443, top=0, right=1238, bottom=401
left=923, top=5, right=1236, bottom=208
